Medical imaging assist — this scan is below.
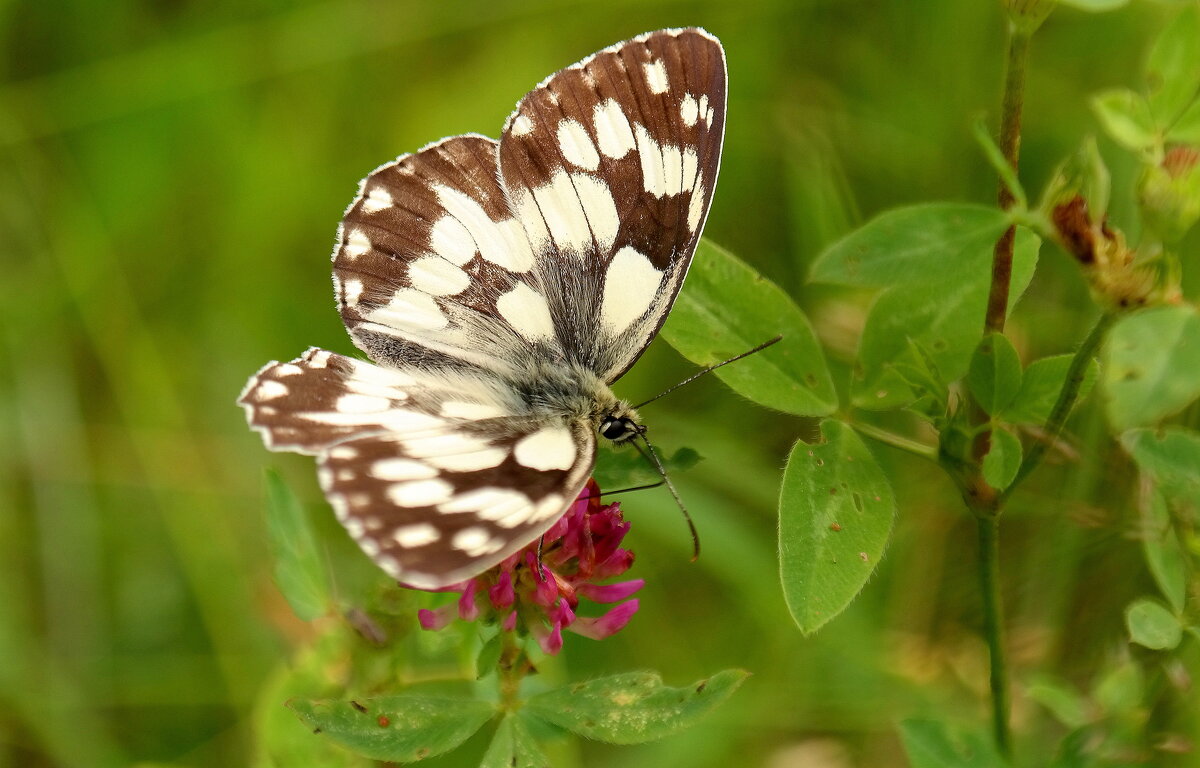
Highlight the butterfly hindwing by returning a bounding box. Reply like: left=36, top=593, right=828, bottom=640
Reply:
left=240, top=348, right=596, bottom=587
left=498, top=28, right=727, bottom=381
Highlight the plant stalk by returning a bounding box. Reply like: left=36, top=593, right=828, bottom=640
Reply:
left=976, top=513, right=1012, bottom=758
left=985, top=28, right=1032, bottom=334
left=850, top=420, right=939, bottom=462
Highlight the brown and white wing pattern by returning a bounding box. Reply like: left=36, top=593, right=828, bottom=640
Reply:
left=498, top=28, right=726, bottom=381
left=333, top=134, right=562, bottom=375
left=239, top=349, right=594, bottom=588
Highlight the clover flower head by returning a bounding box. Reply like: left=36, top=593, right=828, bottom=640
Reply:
left=415, top=480, right=642, bottom=654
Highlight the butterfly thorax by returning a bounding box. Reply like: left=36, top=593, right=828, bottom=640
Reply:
left=500, top=358, right=641, bottom=442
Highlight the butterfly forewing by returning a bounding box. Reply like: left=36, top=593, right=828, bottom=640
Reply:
left=242, top=28, right=726, bottom=588
left=333, top=134, right=561, bottom=375
left=498, top=28, right=726, bottom=381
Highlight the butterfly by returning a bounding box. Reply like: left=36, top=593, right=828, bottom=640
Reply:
left=238, top=28, right=726, bottom=589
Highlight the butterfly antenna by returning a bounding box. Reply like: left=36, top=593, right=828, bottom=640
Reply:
left=634, top=335, right=783, bottom=409
left=633, top=435, right=700, bottom=561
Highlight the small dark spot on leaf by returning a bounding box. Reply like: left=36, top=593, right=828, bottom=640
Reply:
left=416, top=748, right=430, bottom=760
left=859, top=552, right=870, bottom=562
left=584, top=719, right=596, bottom=728
left=815, top=458, right=825, bottom=466
left=350, top=700, right=367, bottom=713
left=696, top=680, right=708, bottom=693
left=852, top=493, right=864, bottom=513
left=377, top=714, right=390, bottom=727
left=830, top=522, right=842, bottom=532
left=1123, top=370, right=1140, bottom=381
left=932, top=339, right=947, bottom=351
left=829, top=487, right=837, bottom=494
left=312, top=727, right=322, bottom=734
left=805, top=373, right=818, bottom=386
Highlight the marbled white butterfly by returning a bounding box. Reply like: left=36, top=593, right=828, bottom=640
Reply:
left=239, top=28, right=726, bottom=588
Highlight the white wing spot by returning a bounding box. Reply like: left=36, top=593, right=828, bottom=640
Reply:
left=274, top=364, right=302, bottom=376
left=387, top=478, right=454, bottom=506
left=368, top=288, right=448, bottom=331
left=531, top=169, right=592, bottom=257
left=307, top=350, right=331, bottom=368
left=643, top=59, right=669, bottom=94
left=680, top=94, right=699, bottom=127
left=534, top=493, right=566, bottom=522
left=371, top=458, right=438, bottom=481
left=634, top=123, right=667, bottom=198
left=593, top=99, right=635, bottom=159
left=441, top=487, right=528, bottom=521
left=434, top=185, right=534, bottom=272
left=359, top=537, right=381, bottom=557
left=511, top=113, right=534, bottom=136
left=403, top=432, right=491, bottom=459
left=408, top=255, right=471, bottom=296
left=344, top=228, right=371, bottom=259
left=256, top=380, right=288, bottom=400
left=496, top=283, right=556, bottom=342
left=513, top=426, right=576, bottom=471
left=362, top=186, right=394, bottom=214
left=601, top=245, right=664, bottom=334
left=343, top=278, right=364, bottom=304
left=393, top=523, right=440, bottom=547
left=705, top=106, right=714, bottom=127
left=440, top=401, right=507, bottom=420
left=328, top=445, right=358, bottom=460
left=336, top=393, right=390, bottom=413
left=557, top=119, right=600, bottom=171
left=427, top=448, right=509, bottom=472
left=452, top=526, right=498, bottom=556
left=682, top=148, right=699, bottom=192
left=662, top=143, right=684, bottom=196
left=688, top=181, right=707, bottom=233
left=572, top=173, right=619, bottom=253
left=429, top=216, right=477, bottom=266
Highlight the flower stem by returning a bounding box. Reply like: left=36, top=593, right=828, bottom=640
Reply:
left=1000, top=311, right=1115, bottom=504
left=976, top=513, right=1012, bottom=758
left=985, top=27, right=1032, bottom=334
left=849, top=420, right=939, bottom=462
left=497, top=629, right=525, bottom=711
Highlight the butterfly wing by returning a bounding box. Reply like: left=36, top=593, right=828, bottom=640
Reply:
left=333, top=134, right=563, bottom=375
left=239, top=349, right=595, bottom=588
left=497, top=28, right=726, bottom=382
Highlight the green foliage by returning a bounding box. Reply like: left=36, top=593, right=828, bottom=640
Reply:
left=593, top=443, right=701, bottom=489
left=778, top=421, right=896, bottom=634
left=1002, top=355, right=1098, bottom=425
left=968, top=334, right=1023, bottom=415
left=981, top=428, right=1022, bottom=491
left=897, top=719, right=1005, bottom=768
left=1144, top=3, right=1200, bottom=128
left=480, top=716, right=549, bottom=768
left=1103, top=305, right=1200, bottom=430
left=1141, top=490, right=1187, bottom=612
left=662, top=240, right=837, bottom=417
left=523, top=670, right=748, bottom=745
left=1124, top=597, right=1183, bottom=650
left=264, top=469, right=331, bottom=622
left=1121, top=426, right=1200, bottom=502
left=1091, top=90, right=1159, bottom=152
left=287, top=696, right=495, bottom=762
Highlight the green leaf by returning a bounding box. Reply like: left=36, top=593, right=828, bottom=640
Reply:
left=287, top=696, right=494, bottom=763
left=1142, top=489, right=1187, bottom=612
left=1003, top=354, right=1098, bottom=425
left=897, top=719, right=1006, bottom=768
left=1104, top=305, right=1200, bottom=430
left=265, top=469, right=330, bottom=622
left=1059, top=0, right=1129, bottom=10
left=1121, top=426, right=1200, bottom=505
left=1026, top=677, right=1090, bottom=728
left=1167, top=97, right=1200, bottom=142
left=779, top=421, right=897, bottom=634
left=1125, top=597, right=1183, bottom=650
left=967, top=334, right=1023, bottom=415
left=1091, top=89, right=1159, bottom=151
left=1145, top=3, right=1200, bottom=128
left=810, top=204, right=1009, bottom=287
left=592, top=443, right=700, bottom=489
left=480, top=715, right=548, bottom=768
left=661, top=240, right=837, bottom=417
left=1093, top=659, right=1144, bottom=715
left=982, top=428, right=1022, bottom=491
left=851, top=228, right=1039, bottom=410
left=476, top=633, right=502, bottom=680
left=523, top=670, right=747, bottom=745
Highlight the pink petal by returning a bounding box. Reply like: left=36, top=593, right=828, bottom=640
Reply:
left=458, top=580, right=480, bottom=621
left=567, top=599, right=639, bottom=640
left=417, top=605, right=455, bottom=631
left=531, top=622, right=564, bottom=655
left=577, top=579, right=644, bottom=604
left=489, top=571, right=514, bottom=609
left=502, top=610, right=518, bottom=631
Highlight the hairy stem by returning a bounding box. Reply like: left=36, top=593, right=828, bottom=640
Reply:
left=976, top=514, right=1012, bottom=758
left=985, top=28, right=1031, bottom=334
left=1000, top=312, right=1115, bottom=504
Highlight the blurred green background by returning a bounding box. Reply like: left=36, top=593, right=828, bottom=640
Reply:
left=1, top=1, right=1191, bottom=766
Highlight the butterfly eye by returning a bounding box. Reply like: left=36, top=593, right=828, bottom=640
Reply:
left=600, top=417, right=633, bottom=441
